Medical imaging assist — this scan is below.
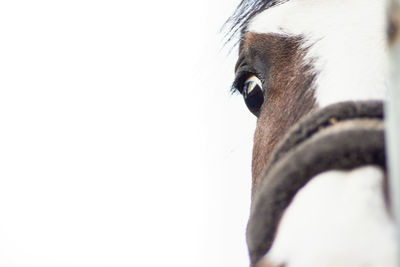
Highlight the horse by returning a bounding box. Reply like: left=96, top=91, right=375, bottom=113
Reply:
left=225, top=0, right=399, bottom=266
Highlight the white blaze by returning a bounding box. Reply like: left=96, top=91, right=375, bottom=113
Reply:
left=247, top=0, right=389, bottom=107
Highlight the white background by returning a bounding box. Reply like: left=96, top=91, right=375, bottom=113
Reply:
left=0, top=1, right=256, bottom=266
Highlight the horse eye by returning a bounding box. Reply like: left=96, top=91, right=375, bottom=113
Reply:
left=243, top=75, right=264, bottom=116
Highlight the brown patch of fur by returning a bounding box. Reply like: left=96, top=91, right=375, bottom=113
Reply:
left=241, top=33, right=316, bottom=196
left=383, top=172, right=392, bottom=217
left=388, top=3, right=400, bottom=46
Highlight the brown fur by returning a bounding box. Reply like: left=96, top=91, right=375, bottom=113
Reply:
left=239, top=33, right=317, bottom=196
left=388, top=3, right=400, bottom=46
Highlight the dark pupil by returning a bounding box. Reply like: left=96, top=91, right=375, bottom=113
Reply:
left=243, top=82, right=264, bottom=116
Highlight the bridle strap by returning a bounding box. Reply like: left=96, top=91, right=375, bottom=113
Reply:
left=266, top=101, right=384, bottom=173
left=247, top=101, right=386, bottom=266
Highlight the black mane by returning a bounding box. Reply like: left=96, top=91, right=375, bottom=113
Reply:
left=224, top=0, right=281, bottom=44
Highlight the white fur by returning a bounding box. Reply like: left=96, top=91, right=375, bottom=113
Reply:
left=259, top=166, right=397, bottom=267
left=247, top=0, right=389, bottom=107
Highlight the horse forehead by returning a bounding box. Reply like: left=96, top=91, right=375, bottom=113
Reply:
left=244, top=0, right=388, bottom=108
left=247, top=0, right=388, bottom=36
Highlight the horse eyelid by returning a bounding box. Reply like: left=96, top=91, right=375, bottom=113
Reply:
left=233, top=71, right=254, bottom=93
left=232, top=71, right=264, bottom=94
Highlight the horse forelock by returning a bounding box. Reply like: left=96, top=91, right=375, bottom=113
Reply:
left=225, top=0, right=286, bottom=44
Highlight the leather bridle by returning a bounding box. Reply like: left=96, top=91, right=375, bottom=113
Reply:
left=246, top=101, right=387, bottom=266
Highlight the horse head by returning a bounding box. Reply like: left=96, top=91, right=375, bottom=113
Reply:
left=227, top=0, right=399, bottom=266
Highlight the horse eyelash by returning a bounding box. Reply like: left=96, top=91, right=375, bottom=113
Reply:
left=231, top=72, right=250, bottom=95
left=231, top=83, right=240, bottom=95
